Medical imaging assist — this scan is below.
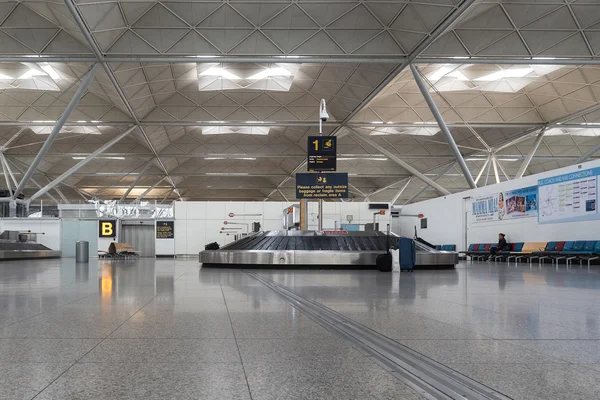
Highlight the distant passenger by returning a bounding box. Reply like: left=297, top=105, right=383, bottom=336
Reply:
left=489, top=233, right=507, bottom=258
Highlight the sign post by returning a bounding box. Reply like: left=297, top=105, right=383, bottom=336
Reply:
left=307, top=136, right=336, bottom=171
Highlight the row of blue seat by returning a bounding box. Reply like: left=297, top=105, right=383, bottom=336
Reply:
left=464, top=240, right=600, bottom=266
left=435, top=244, right=456, bottom=251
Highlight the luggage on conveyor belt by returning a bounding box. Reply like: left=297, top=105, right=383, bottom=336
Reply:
left=398, top=237, right=416, bottom=271
left=204, top=242, right=220, bottom=250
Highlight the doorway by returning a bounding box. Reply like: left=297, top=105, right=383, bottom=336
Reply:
left=120, top=222, right=155, bottom=257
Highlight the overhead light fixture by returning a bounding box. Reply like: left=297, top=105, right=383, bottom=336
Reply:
left=202, top=126, right=269, bottom=135
left=30, top=126, right=102, bottom=135
left=205, top=172, right=249, bottom=176
left=197, top=63, right=300, bottom=92
left=475, top=68, right=534, bottom=81
left=428, top=66, right=453, bottom=82
left=199, top=67, right=241, bottom=80
left=0, top=62, right=61, bottom=91
left=96, top=172, right=139, bottom=175
left=247, top=67, right=293, bottom=80
left=337, top=157, right=388, bottom=161
left=72, top=156, right=125, bottom=160
left=204, top=157, right=256, bottom=160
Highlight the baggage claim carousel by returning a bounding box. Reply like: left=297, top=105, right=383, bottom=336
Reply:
left=200, top=230, right=458, bottom=269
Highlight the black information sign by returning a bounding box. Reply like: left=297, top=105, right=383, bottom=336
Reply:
left=307, top=136, right=336, bottom=171
left=296, top=173, right=348, bottom=199
left=156, top=221, right=174, bottom=239
left=99, top=220, right=116, bottom=238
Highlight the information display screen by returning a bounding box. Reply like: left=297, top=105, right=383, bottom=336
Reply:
left=296, top=172, right=348, bottom=199
left=156, top=221, right=174, bottom=239
left=307, top=136, right=336, bottom=171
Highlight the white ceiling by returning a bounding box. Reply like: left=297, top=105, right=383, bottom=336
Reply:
left=0, top=0, right=598, bottom=204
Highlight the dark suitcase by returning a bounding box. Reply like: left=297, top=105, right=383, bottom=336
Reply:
left=376, top=253, right=393, bottom=272
left=204, top=242, right=220, bottom=250
left=398, top=237, right=416, bottom=271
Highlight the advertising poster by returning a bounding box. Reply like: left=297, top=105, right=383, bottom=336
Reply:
left=538, top=167, right=599, bottom=224
left=472, top=186, right=538, bottom=223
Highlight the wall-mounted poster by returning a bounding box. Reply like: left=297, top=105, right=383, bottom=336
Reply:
left=472, top=186, right=538, bottom=223
left=538, top=167, right=599, bottom=224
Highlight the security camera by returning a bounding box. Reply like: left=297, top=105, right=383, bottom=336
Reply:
left=319, top=99, right=329, bottom=122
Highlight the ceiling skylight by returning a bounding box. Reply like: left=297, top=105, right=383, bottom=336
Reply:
left=424, top=64, right=565, bottom=93
left=199, top=67, right=241, bottom=80
left=30, top=125, right=102, bottom=135
left=197, top=63, right=300, bottom=92
left=474, top=68, right=534, bottom=81
left=545, top=128, right=600, bottom=137
left=0, top=62, right=62, bottom=91
left=369, top=126, right=439, bottom=136
left=202, top=126, right=269, bottom=135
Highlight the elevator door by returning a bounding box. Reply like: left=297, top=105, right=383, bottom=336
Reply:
left=121, top=223, right=155, bottom=257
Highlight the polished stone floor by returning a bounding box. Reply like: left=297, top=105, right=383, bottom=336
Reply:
left=1, top=258, right=600, bottom=399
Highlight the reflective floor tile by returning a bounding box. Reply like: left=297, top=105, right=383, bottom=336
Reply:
left=506, top=340, right=600, bottom=364
left=448, top=362, right=600, bottom=400
left=0, top=309, right=136, bottom=338
left=0, top=338, right=100, bottom=363
left=397, top=339, right=567, bottom=365
left=229, top=311, right=335, bottom=339
left=244, top=359, right=425, bottom=400
left=237, top=338, right=364, bottom=364
left=0, top=362, right=72, bottom=400
left=342, top=311, right=485, bottom=340
left=35, top=362, right=251, bottom=400
left=110, top=311, right=235, bottom=339
left=82, top=338, right=240, bottom=363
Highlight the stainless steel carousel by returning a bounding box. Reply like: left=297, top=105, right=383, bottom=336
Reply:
left=200, top=230, right=458, bottom=268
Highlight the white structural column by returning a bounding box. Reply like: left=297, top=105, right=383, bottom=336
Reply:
left=575, top=142, right=600, bottom=165
left=367, top=178, right=410, bottom=200
left=390, top=178, right=412, bottom=205
left=5, top=157, right=60, bottom=203
left=14, top=63, right=99, bottom=199
left=119, top=159, right=155, bottom=202
left=29, top=126, right=136, bottom=202
left=475, top=155, right=492, bottom=185
left=493, top=155, right=511, bottom=181
left=514, top=128, right=546, bottom=179
left=64, top=0, right=180, bottom=199
left=0, top=153, right=17, bottom=189
left=133, top=177, right=165, bottom=202
left=348, top=129, right=451, bottom=196
left=404, top=162, right=457, bottom=205
left=411, top=65, right=476, bottom=189
left=492, top=157, right=500, bottom=184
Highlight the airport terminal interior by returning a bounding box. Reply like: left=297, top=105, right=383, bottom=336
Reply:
left=1, top=0, right=600, bottom=399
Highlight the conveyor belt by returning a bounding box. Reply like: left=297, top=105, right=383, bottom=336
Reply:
left=225, top=234, right=392, bottom=252
left=200, top=230, right=458, bottom=268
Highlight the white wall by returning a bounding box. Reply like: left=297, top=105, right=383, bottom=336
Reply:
left=174, top=201, right=393, bottom=255
left=398, top=159, right=600, bottom=251
left=307, top=201, right=392, bottom=230
left=174, top=201, right=294, bottom=255
left=0, top=218, right=61, bottom=250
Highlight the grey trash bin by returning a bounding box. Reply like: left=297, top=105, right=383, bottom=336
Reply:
left=76, top=241, right=89, bottom=263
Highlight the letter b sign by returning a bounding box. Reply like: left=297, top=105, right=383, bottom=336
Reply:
left=99, top=220, right=116, bottom=238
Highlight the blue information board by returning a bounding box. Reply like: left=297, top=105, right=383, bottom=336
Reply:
left=296, top=173, right=348, bottom=199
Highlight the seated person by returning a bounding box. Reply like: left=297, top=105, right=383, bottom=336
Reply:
left=489, top=233, right=508, bottom=257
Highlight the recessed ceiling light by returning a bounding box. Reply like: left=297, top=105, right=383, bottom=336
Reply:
left=205, top=172, right=249, bottom=176
left=248, top=67, right=292, bottom=80
left=428, top=66, right=453, bottom=82
left=199, top=67, right=241, bottom=80
left=72, top=156, right=125, bottom=160
left=475, top=68, right=534, bottom=81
